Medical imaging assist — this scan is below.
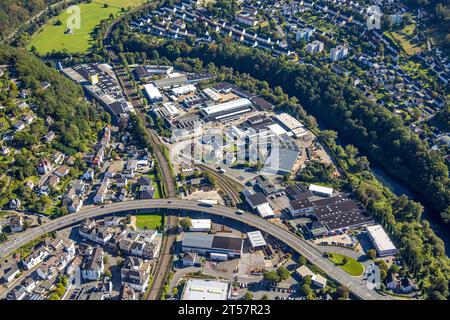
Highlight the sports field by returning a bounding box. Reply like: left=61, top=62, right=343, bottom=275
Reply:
left=28, top=0, right=146, bottom=54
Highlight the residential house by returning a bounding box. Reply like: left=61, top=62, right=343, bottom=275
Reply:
left=37, top=159, right=52, bottom=175
left=81, top=247, right=105, bottom=281
left=14, top=121, right=25, bottom=131
left=22, top=245, right=50, bottom=270
left=84, top=168, right=95, bottom=181
left=9, top=215, right=24, bottom=233
left=0, top=261, right=20, bottom=284
left=120, top=257, right=151, bottom=292
left=68, top=196, right=83, bottom=213
left=54, top=165, right=70, bottom=177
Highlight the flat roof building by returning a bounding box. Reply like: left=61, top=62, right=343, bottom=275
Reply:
left=366, top=224, right=397, bottom=257
left=309, top=184, right=333, bottom=197
left=201, top=98, right=252, bottom=121
left=313, top=195, right=373, bottom=231
left=143, top=84, right=163, bottom=101
left=181, top=279, right=230, bottom=300
left=189, top=219, right=212, bottom=232
left=171, top=84, right=197, bottom=96
left=247, top=231, right=267, bottom=249
left=181, top=233, right=243, bottom=259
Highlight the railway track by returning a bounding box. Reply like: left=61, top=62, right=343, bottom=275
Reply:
left=104, top=15, right=177, bottom=298
left=196, top=164, right=243, bottom=207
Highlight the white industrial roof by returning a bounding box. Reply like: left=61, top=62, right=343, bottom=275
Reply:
left=182, top=279, right=230, bottom=300
left=275, top=113, right=304, bottom=131
left=163, top=102, right=179, bottom=117
left=267, top=123, right=288, bottom=136
left=144, top=83, right=162, bottom=100
left=171, top=84, right=197, bottom=96
left=190, top=219, right=212, bottom=231
left=309, top=184, right=333, bottom=196
left=203, top=88, right=221, bottom=101
left=247, top=231, right=267, bottom=248
left=256, top=203, right=275, bottom=218
left=366, top=224, right=397, bottom=253
left=202, top=98, right=252, bottom=116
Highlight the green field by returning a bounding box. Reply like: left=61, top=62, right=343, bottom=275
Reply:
left=135, top=214, right=163, bottom=230
left=28, top=0, right=146, bottom=54
left=386, top=24, right=423, bottom=56
left=327, top=253, right=364, bottom=276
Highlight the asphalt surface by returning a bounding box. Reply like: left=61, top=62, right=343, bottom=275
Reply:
left=0, top=199, right=389, bottom=300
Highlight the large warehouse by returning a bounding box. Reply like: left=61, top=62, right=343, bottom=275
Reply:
left=366, top=224, right=397, bottom=257
left=143, top=83, right=163, bottom=102
left=181, top=232, right=243, bottom=260
left=201, top=98, right=253, bottom=121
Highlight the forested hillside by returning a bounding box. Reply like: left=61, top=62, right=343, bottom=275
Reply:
left=0, top=45, right=104, bottom=153
left=0, top=0, right=53, bottom=41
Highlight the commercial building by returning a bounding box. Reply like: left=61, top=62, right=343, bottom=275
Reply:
left=313, top=195, right=372, bottom=231
left=366, top=224, right=397, bottom=257
left=296, top=265, right=327, bottom=289
left=309, top=184, right=333, bottom=197
left=181, top=233, right=243, bottom=259
left=247, top=231, right=267, bottom=250
left=62, top=63, right=131, bottom=119
left=181, top=279, right=230, bottom=300
left=263, top=146, right=300, bottom=174
left=243, top=191, right=275, bottom=218
left=171, top=84, right=197, bottom=96
left=201, top=98, right=253, bottom=121
left=153, top=75, right=188, bottom=89
left=189, top=219, right=212, bottom=232
left=143, top=83, right=163, bottom=102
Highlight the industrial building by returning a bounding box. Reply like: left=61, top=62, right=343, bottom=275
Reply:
left=201, top=98, right=253, bottom=121
left=143, top=83, right=163, bottom=102
left=309, top=184, right=333, bottom=197
left=289, top=194, right=373, bottom=231
left=181, top=279, right=230, bottom=300
left=242, top=190, right=275, bottom=219
left=247, top=231, right=267, bottom=250
left=171, top=84, right=197, bottom=96
left=181, top=232, right=243, bottom=260
left=61, top=63, right=131, bottom=119
left=189, top=219, right=212, bottom=232
left=313, top=195, right=373, bottom=231
left=366, top=224, right=397, bottom=257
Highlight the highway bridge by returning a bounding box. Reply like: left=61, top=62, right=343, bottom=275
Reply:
left=0, top=199, right=388, bottom=300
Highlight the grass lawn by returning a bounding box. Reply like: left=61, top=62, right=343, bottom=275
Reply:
left=135, top=214, right=163, bottom=230
left=327, top=253, right=364, bottom=276
left=387, top=24, right=423, bottom=55
left=28, top=0, right=146, bottom=54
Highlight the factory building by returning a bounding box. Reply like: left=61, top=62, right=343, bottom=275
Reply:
left=181, top=233, right=243, bottom=260
left=201, top=98, right=253, bottom=121
left=366, top=224, right=397, bottom=257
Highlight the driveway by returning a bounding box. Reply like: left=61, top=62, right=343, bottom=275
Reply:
left=168, top=266, right=201, bottom=294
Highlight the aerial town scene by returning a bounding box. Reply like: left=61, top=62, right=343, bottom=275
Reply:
left=0, top=0, right=448, bottom=307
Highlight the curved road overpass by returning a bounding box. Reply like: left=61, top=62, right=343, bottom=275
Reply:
left=0, top=199, right=387, bottom=300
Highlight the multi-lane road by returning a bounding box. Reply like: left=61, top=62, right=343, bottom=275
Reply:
left=0, top=199, right=389, bottom=300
